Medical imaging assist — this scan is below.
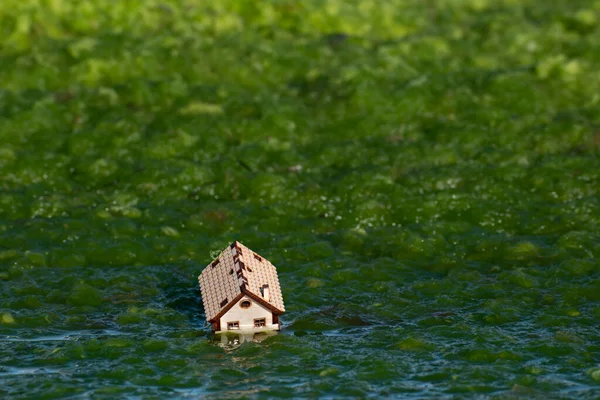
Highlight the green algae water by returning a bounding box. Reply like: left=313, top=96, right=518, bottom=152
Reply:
left=1, top=0, right=600, bottom=398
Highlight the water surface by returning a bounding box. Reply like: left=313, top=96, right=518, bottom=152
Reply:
left=1, top=0, right=599, bottom=398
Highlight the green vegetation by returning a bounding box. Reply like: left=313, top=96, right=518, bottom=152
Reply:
left=1, top=0, right=599, bottom=397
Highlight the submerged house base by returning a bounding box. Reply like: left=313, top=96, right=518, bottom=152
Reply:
left=215, top=330, right=279, bottom=346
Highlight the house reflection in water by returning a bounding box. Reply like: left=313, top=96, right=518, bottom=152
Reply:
left=214, top=330, right=278, bottom=348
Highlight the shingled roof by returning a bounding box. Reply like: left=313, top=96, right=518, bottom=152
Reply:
left=198, top=241, right=285, bottom=323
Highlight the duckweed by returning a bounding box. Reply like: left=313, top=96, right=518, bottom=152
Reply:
left=1, top=0, right=599, bottom=398
left=396, top=337, right=434, bottom=352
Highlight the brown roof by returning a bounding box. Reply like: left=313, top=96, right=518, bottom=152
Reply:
left=198, top=241, right=285, bottom=322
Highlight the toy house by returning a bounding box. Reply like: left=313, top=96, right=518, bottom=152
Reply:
left=198, top=241, right=285, bottom=333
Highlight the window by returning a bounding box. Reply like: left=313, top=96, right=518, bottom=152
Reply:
left=240, top=300, right=252, bottom=309
left=227, top=321, right=239, bottom=330
left=254, top=318, right=266, bottom=328
left=253, top=253, right=263, bottom=262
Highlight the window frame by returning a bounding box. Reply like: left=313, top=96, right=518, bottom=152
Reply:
left=227, top=321, right=240, bottom=330
left=240, top=299, right=252, bottom=309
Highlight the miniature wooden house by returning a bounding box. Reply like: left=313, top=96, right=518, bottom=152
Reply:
left=198, top=241, right=285, bottom=333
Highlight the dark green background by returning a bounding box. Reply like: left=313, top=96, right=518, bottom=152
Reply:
left=1, top=0, right=599, bottom=398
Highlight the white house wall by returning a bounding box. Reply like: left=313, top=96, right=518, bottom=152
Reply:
left=219, top=296, right=279, bottom=332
